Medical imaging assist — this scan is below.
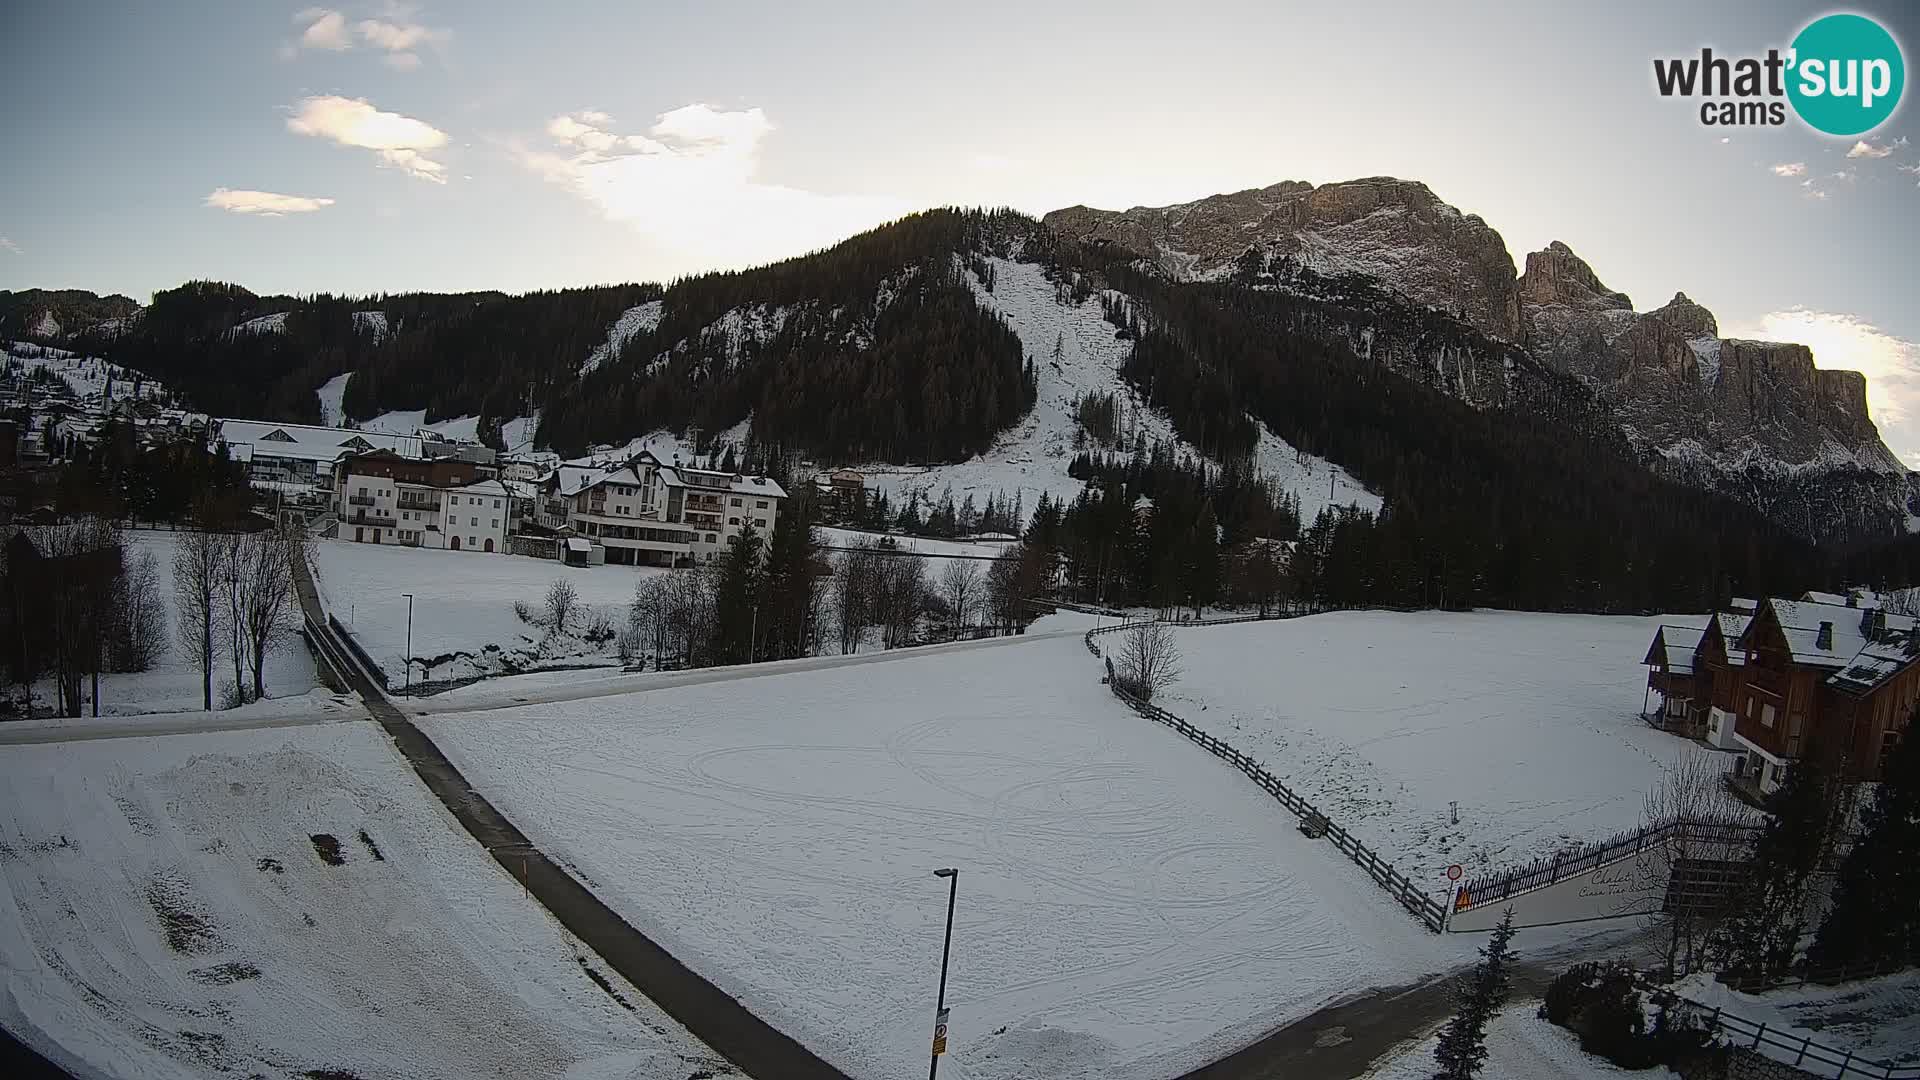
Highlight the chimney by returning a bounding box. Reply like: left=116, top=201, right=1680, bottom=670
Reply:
left=1863, top=606, right=1878, bottom=640
left=1816, top=621, right=1834, bottom=651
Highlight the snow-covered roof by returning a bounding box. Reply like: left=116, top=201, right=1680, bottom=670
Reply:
left=216, top=418, right=422, bottom=463
left=1762, top=598, right=1918, bottom=668
left=1712, top=612, right=1752, bottom=666
left=1649, top=625, right=1703, bottom=673
left=450, top=479, right=513, bottom=498
left=566, top=537, right=592, bottom=553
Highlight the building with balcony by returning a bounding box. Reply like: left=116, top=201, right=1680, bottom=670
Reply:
left=333, top=449, right=512, bottom=553
left=537, top=450, right=786, bottom=567
left=213, top=419, right=423, bottom=497
left=1647, top=590, right=1919, bottom=803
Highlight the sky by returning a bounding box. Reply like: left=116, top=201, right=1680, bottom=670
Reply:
left=3, top=0, right=1920, bottom=460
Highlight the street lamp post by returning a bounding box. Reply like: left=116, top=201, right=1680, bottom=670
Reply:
left=929, top=867, right=958, bottom=1080
left=401, top=592, right=414, bottom=689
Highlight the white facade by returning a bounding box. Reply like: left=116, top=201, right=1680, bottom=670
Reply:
left=337, top=469, right=512, bottom=554
left=545, top=451, right=786, bottom=567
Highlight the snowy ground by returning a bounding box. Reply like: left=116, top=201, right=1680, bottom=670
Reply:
left=311, top=539, right=668, bottom=684
left=0, top=721, right=726, bottom=1080
left=856, top=256, right=1379, bottom=525
left=1674, top=971, right=1920, bottom=1069
left=5, top=343, right=171, bottom=406
left=1363, top=1004, right=1680, bottom=1080
left=1158, top=611, right=1725, bottom=890
left=423, top=634, right=1464, bottom=1080
left=27, top=531, right=319, bottom=718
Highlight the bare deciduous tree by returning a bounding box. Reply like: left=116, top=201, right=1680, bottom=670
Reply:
left=109, top=549, right=167, bottom=672
left=31, top=518, right=124, bottom=717
left=833, top=542, right=880, bottom=654
left=875, top=556, right=926, bottom=649
left=1640, top=753, right=1749, bottom=978
left=940, top=560, right=980, bottom=635
left=1115, top=620, right=1182, bottom=702
left=239, top=528, right=297, bottom=701
left=173, top=524, right=226, bottom=712
left=545, top=578, right=580, bottom=636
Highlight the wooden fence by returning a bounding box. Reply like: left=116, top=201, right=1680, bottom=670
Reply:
left=1644, top=984, right=1920, bottom=1079
left=1085, top=620, right=1448, bottom=932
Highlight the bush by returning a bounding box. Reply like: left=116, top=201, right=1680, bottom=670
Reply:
left=583, top=610, right=615, bottom=645
left=1540, top=962, right=1717, bottom=1070
left=513, top=600, right=534, bottom=624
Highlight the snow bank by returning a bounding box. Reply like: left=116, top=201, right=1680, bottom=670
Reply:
left=1672, top=971, right=1920, bottom=1069
left=424, top=635, right=1457, bottom=1080
left=1363, top=1003, right=1680, bottom=1080
left=1162, top=611, right=1725, bottom=888
left=0, top=721, right=723, bottom=1079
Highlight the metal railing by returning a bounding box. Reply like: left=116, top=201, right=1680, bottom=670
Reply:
left=1454, top=818, right=1760, bottom=915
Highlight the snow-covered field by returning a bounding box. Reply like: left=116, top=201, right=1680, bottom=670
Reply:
left=311, top=539, right=667, bottom=683
left=0, top=721, right=725, bottom=1080
left=857, top=256, right=1380, bottom=525
left=1159, top=611, right=1722, bottom=888
left=423, top=634, right=1462, bottom=1080
left=1363, top=1004, right=1679, bottom=1080
left=29, top=531, right=319, bottom=718
left=1674, top=971, right=1920, bottom=1069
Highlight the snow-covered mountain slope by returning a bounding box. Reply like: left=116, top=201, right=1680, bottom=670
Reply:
left=5, top=341, right=172, bottom=406
left=580, top=300, right=662, bottom=376
left=226, top=312, right=289, bottom=337
left=315, top=372, right=351, bottom=427
left=857, top=255, right=1380, bottom=521
left=352, top=309, right=389, bottom=342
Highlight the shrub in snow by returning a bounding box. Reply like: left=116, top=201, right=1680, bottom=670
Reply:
left=583, top=611, right=615, bottom=645
left=1540, top=961, right=1717, bottom=1070
left=545, top=580, right=580, bottom=636
left=513, top=600, right=534, bottom=625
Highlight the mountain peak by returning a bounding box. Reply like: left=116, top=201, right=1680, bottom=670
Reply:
left=1517, top=242, right=1631, bottom=313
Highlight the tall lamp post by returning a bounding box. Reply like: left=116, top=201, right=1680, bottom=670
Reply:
left=929, top=867, right=958, bottom=1080
left=401, top=592, right=414, bottom=689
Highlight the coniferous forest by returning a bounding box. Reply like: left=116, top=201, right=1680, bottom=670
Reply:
left=41, top=206, right=1894, bottom=614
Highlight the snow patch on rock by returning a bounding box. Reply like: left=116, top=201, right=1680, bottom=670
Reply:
left=580, top=301, right=663, bottom=376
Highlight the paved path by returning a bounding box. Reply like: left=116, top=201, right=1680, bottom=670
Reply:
left=291, top=551, right=854, bottom=1080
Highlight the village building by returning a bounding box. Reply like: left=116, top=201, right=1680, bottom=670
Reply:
left=1643, top=590, right=1918, bottom=802
left=331, top=449, right=513, bottom=553
left=534, top=450, right=786, bottom=567
left=213, top=419, right=422, bottom=497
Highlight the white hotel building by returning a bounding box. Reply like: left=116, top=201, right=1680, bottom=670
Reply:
left=541, top=450, right=786, bottom=566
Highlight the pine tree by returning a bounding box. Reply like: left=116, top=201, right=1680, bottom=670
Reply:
left=1808, top=721, right=1920, bottom=973
left=711, top=524, right=764, bottom=664
left=1184, top=499, right=1220, bottom=618
left=1716, top=749, right=1845, bottom=981
left=1432, top=910, right=1518, bottom=1080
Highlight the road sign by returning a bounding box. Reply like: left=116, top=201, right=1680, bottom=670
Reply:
left=931, top=1007, right=950, bottom=1056
left=1446, top=864, right=1464, bottom=882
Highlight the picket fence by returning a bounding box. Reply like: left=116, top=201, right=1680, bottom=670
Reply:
left=1452, top=817, right=1761, bottom=915
left=1084, top=620, right=1448, bottom=931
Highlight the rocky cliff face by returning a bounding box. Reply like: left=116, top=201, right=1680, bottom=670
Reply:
left=1048, top=180, right=1914, bottom=541
left=1514, top=240, right=1908, bottom=537
left=1045, top=177, right=1523, bottom=342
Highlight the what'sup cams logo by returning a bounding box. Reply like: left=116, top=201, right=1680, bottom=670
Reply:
left=1655, top=12, right=1905, bottom=135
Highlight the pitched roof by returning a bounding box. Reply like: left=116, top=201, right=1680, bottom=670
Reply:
left=216, top=418, right=421, bottom=463
left=1647, top=625, right=1704, bottom=673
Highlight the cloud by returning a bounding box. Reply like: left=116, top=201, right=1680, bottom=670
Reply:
left=295, top=8, right=353, bottom=51
left=1771, top=162, right=1807, bottom=177
left=287, top=95, right=449, bottom=183
left=1732, top=310, right=1920, bottom=462
left=520, top=104, right=910, bottom=270
left=1848, top=138, right=1896, bottom=159
left=355, top=17, right=447, bottom=69
left=204, top=188, right=337, bottom=215
left=0, top=237, right=20, bottom=255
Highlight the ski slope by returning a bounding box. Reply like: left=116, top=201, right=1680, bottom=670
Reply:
left=4, top=343, right=170, bottom=406
left=0, top=721, right=725, bottom=1080
left=423, top=634, right=1459, bottom=1080
left=1161, top=611, right=1731, bottom=888
left=857, top=256, right=1379, bottom=523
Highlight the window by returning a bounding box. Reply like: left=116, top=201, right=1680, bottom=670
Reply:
left=493, top=499, right=501, bottom=509
left=729, top=517, right=740, bottom=526
left=756, top=500, right=767, bottom=509
left=754, top=518, right=766, bottom=528
left=731, top=497, right=742, bottom=507
left=490, top=519, right=499, bottom=528
left=705, top=533, right=717, bottom=543
left=450, top=496, right=459, bottom=505
left=357, top=486, right=367, bottom=496
left=1761, top=703, right=1777, bottom=729
left=470, top=516, right=479, bottom=526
